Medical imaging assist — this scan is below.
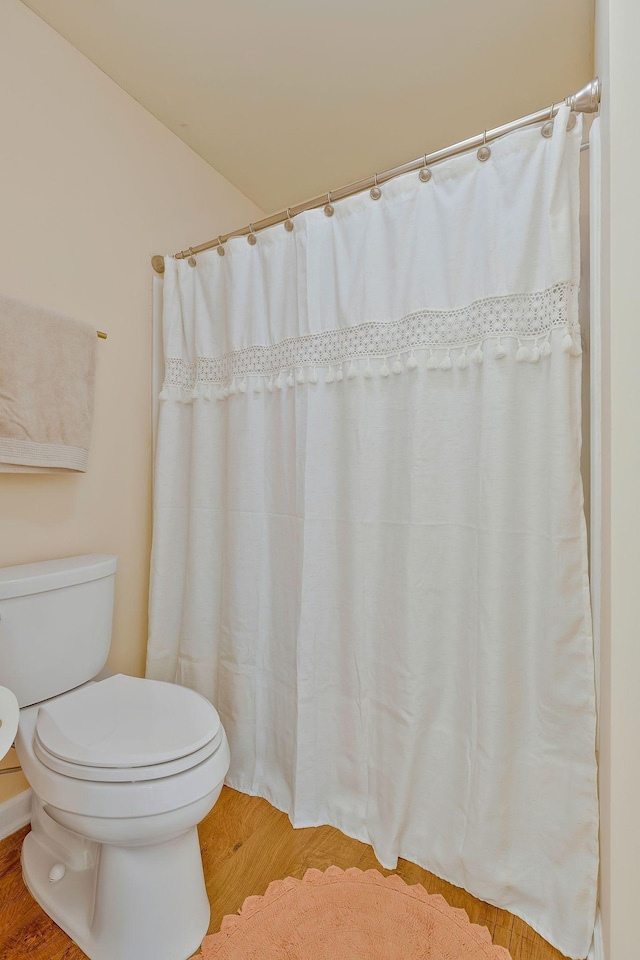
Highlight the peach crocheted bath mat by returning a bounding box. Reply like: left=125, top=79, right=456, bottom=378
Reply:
left=196, top=866, right=512, bottom=959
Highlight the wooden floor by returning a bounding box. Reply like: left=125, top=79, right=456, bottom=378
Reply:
left=0, top=786, right=574, bottom=960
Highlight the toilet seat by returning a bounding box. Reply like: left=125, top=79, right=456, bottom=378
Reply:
left=34, top=726, right=224, bottom=782
left=34, top=674, right=222, bottom=782
left=18, top=698, right=231, bottom=820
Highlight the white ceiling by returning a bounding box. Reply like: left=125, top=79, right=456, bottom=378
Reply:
left=21, top=0, right=594, bottom=215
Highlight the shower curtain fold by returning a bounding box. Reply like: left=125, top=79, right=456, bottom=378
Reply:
left=148, top=106, right=598, bottom=959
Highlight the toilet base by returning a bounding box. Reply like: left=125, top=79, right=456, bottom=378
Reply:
left=22, top=802, right=210, bottom=960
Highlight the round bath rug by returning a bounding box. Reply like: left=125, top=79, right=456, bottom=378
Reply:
left=196, top=866, right=512, bottom=959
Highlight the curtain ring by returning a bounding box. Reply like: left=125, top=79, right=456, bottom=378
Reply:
left=284, top=208, right=294, bottom=232
left=247, top=224, right=257, bottom=245
left=187, top=247, right=197, bottom=266
left=370, top=173, right=382, bottom=200
left=477, top=131, right=491, bottom=162
left=216, top=236, right=225, bottom=257
left=542, top=103, right=555, bottom=138
left=419, top=155, right=431, bottom=182
left=324, top=192, right=335, bottom=217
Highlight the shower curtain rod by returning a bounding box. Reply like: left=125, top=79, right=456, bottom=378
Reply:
left=151, top=77, right=600, bottom=275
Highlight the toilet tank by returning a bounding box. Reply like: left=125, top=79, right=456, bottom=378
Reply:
left=0, top=555, right=117, bottom=708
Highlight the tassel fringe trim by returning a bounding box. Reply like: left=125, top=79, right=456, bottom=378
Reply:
left=160, top=330, right=581, bottom=402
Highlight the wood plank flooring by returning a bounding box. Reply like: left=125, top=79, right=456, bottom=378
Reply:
left=0, top=786, right=575, bottom=960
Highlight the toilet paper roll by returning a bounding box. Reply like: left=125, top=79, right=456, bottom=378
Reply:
left=0, top=686, right=19, bottom=762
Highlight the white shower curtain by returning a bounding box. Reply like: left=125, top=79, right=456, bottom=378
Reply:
left=148, top=105, right=598, bottom=959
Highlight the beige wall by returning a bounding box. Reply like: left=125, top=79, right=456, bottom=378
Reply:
left=0, top=0, right=263, bottom=803
left=595, top=1, right=640, bottom=957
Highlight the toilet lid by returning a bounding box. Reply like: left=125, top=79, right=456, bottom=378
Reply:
left=35, top=674, right=221, bottom=768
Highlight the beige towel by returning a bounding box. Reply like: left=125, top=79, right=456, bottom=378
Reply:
left=0, top=294, right=96, bottom=472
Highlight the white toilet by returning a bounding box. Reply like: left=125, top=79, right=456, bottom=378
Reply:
left=0, top=554, right=230, bottom=960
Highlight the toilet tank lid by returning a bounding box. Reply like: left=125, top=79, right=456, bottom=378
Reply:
left=0, top=555, right=117, bottom=601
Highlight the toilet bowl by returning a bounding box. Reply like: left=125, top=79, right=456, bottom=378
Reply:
left=0, top=555, right=230, bottom=960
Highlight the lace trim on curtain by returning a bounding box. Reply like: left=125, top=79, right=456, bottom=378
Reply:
left=161, top=281, right=580, bottom=400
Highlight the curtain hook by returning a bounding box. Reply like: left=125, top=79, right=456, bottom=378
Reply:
left=284, top=208, right=294, bottom=232
left=187, top=247, right=197, bottom=267
left=247, top=224, right=257, bottom=245
left=419, top=155, right=431, bottom=182
left=324, top=192, right=335, bottom=217
left=216, top=236, right=225, bottom=257
left=370, top=173, right=382, bottom=200
left=542, top=103, right=555, bottom=138
left=477, top=130, right=491, bottom=162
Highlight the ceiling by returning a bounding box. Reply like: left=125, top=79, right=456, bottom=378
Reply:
left=21, top=0, right=594, bottom=215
